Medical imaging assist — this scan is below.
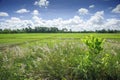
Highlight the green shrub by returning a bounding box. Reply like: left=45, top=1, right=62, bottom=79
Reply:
left=82, top=35, right=105, bottom=54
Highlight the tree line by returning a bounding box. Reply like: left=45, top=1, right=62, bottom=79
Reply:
left=0, top=27, right=65, bottom=33
left=0, top=26, right=120, bottom=33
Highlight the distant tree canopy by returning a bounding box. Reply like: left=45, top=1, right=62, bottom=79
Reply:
left=0, top=26, right=120, bottom=33
left=0, top=27, right=60, bottom=33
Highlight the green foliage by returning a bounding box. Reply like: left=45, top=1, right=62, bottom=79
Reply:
left=82, top=35, right=105, bottom=54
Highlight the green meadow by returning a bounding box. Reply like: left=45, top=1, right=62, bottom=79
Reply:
left=0, top=33, right=120, bottom=46
left=0, top=33, right=120, bottom=80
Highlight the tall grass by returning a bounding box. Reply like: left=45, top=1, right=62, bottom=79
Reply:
left=0, top=36, right=120, bottom=80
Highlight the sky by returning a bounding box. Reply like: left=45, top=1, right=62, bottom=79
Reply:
left=0, top=0, right=120, bottom=31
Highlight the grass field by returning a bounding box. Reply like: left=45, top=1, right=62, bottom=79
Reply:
left=0, top=33, right=120, bottom=80
left=0, top=33, right=120, bottom=47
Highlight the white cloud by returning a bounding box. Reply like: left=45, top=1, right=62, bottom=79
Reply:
left=89, top=5, right=95, bottom=8
left=6, top=17, right=21, bottom=23
left=0, top=11, right=120, bottom=31
left=0, top=12, right=9, bottom=17
left=88, top=11, right=104, bottom=25
left=33, top=17, right=45, bottom=26
left=84, top=11, right=105, bottom=31
left=34, top=0, right=49, bottom=8
left=112, top=4, right=120, bottom=13
left=32, top=16, right=41, bottom=21
left=0, top=17, right=33, bottom=29
left=105, top=19, right=120, bottom=30
left=32, top=10, right=39, bottom=16
left=78, top=8, right=88, bottom=15
left=16, top=9, right=30, bottom=14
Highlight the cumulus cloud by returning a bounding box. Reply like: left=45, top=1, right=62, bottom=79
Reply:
left=85, top=11, right=120, bottom=31
left=6, top=17, right=21, bottom=23
left=78, top=8, right=88, bottom=15
left=112, top=4, right=120, bottom=13
left=0, top=12, right=9, bottom=17
left=32, top=10, right=39, bottom=16
left=84, top=11, right=105, bottom=31
left=0, top=17, right=33, bottom=29
left=0, top=11, right=120, bottom=31
left=89, top=5, right=95, bottom=8
left=16, top=9, right=30, bottom=14
left=105, top=19, right=120, bottom=30
left=32, top=16, right=44, bottom=26
left=88, top=11, right=104, bottom=25
left=34, top=0, right=49, bottom=8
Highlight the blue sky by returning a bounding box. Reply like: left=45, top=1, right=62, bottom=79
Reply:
left=0, top=0, right=120, bottom=31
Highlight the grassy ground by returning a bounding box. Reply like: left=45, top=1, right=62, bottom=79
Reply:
left=0, top=33, right=120, bottom=47
left=0, top=33, right=120, bottom=80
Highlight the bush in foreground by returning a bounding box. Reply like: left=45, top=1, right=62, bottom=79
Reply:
left=0, top=36, right=120, bottom=80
